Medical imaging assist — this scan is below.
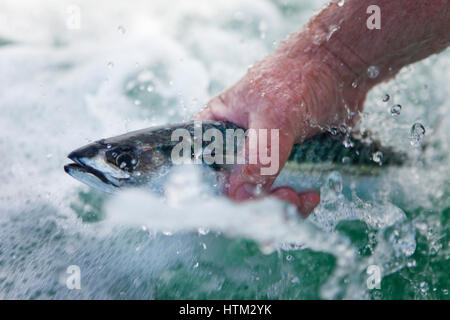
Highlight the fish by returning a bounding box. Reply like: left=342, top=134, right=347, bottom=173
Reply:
left=64, top=120, right=407, bottom=193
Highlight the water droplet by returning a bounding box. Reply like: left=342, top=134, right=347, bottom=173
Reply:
left=372, top=151, right=383, bottom=165
left=351, top=80, right=358, bottom=88
left=198, top=227, right=209, bottom=235
left=343, top=138, right=354, bottom=148
left=391, top=104, right=401, bottom=116
left=117, top=25, right=126, bottom=34
left=337, top=0, right=345, bottom=6
left=328, top=171, right=343, bottom=193
left=330, top=127, right=338, bottom=135
left=420, top=281, right=428, bottom=293
left=382, top=93, right=390, bottom=102
left=134, top=99, right=141, bottom=106
left=193, top=262, right=199, bottom=268
left=146, top=85, right=154, bottom=93
left=410, top=123, right=425, bottom=147
left=327, top=25, right=340, bottom=41
left=107, top=61, right=114, bottom=69
left=406, top=260, right=416, bottom=268
left=367, top=65, right=379, bottom=79
left=254, top=184, right=263, bottom=196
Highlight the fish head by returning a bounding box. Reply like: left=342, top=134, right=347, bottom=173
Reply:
left=64, top=132, right=172, bottom=192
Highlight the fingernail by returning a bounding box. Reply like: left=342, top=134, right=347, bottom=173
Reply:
left=234, top=183, right=255, bottom=201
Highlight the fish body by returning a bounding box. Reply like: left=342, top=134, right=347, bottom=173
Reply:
left=64, top=121, right=406, bottom=193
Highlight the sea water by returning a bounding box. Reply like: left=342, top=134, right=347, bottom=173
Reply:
left=0, top=0, right=448, bottom=299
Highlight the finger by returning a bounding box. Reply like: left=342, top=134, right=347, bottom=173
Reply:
left=270, top=187, right=320, bottom=218
left=229, top=117, right=295, bottom=201
left=194, top=95, right=244, bottom=125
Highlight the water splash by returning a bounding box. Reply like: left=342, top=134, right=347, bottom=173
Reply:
left=410, top=122, right=426, bottom=147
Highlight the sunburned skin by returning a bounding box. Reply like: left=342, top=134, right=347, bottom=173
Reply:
left=195, top=0, right=450, bottom=215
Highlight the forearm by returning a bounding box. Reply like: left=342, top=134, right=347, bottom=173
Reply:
left=218, top=0, right=450, bottom=142
left=310, top=0, right=450, bottom=89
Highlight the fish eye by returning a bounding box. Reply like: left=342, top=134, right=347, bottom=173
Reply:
left=115, top=152, right=138, bottom=172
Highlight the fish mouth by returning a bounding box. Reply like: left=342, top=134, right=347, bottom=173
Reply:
left=64, top=150, right=126, bottom=190
left=64, top=163, right=113, bottom=185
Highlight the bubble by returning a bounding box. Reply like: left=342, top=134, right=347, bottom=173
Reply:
left=410, top=122, right=426, bottom=147
left=327, top=171, right=343, bottom=194
left=134, top=99, right=141, bottom=106
left=107, top=61, right=114, bottom=69
left=330, top=127, right=338, bottom=135
left=146, top=85, right=154, bottom=92
left=372, top=151, right=383, bottom=165
left=382, top=93, right=390, bottom=102
left=420, top=281, right=429, bottom=294
left=286, top=255, right=293, bottom=261
left=367, top=65, right=380, bottom=79
left=327, top=25, right=340, bottom=41
left=351, top=80, right=358, bottom=88
left=341, top=156, right=351, bottom=164
left=117, top=25, right=126, bottom=34
left=391, top=104, right=401, bottom=116
left=198, top=227, right=209, bottom=235
left=337, top=0, right=345, bottom=6
left=343, top=138, right=354, bottom=148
